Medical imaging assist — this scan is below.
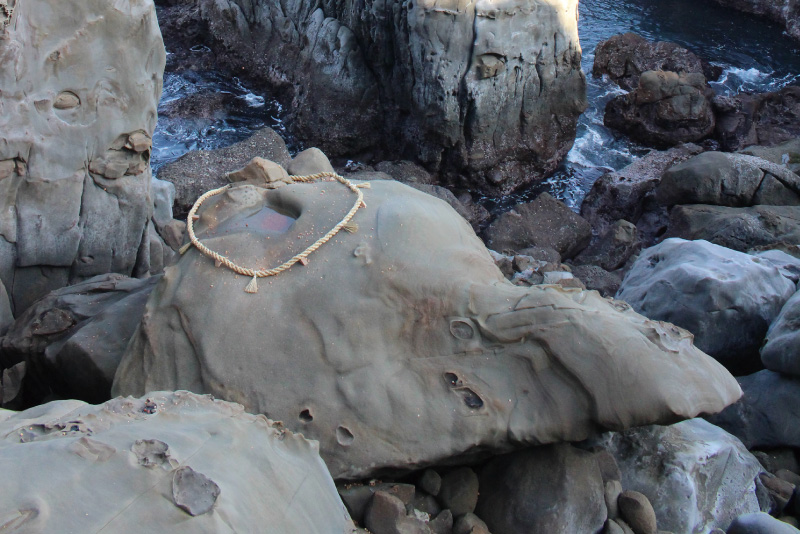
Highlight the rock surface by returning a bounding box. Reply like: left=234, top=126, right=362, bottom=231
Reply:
left=617, top=239, right=796, bottom=373
left=761, top=290, right=800, bottom=377
left=179, top=0, right=587, bottom=194
left=726, top=512, right=800, bottom=534
left=0, top=0, right=170, bottom=312
left=713, top=86, right=800, bottom=152
left=605, top=71, right=715, bottom=148
left=741, top=138, right=800, bottom=175
left=708, top=0, right=800, bottom=41
left=113, top=171, right=741, bottom=479
left=707, top=370, right=800, bottom=450
left=0, top=391, right=355, bottom=533
left=476, top=444, right=607, bottom=534
left=1, top=274, right=159, bottom=406
left=592, top=419, right=765, bottom=534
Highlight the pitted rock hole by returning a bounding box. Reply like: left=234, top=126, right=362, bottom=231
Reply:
left=461, top=389, right=484, bottom=410
left=54, top=91, right=80, bottom=110
left=299, top=409, right=313, bottom=423
left=336, top=426, right=354, bottom=447
left=450, top=319, right=475, bottom=340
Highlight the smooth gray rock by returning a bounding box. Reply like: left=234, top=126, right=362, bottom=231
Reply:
left=727, top=512, right=800, bottom=534
left=485, top=193, right=592, bottom=258
left=618, top=491, right=658, bottom=534
left=185, top=0, right=587, bottom=194
left=761, top=290, right=800, bottom=377
left=113, top=176, right=741, bottom=479
left=665, top=204, right=800, bottom=252
left=617, top=239, right=796, bottom=373
left=0, top=391, right=356, bottom=533
left=476, top=444, right=607, bottom=534
left=437, top=467, right=479, bottom=517
left=707, top=370, right=800, bottom=450
left=364, top=491, right=430, bottom=534
left=288, top=148, right=335, bottom=177
left=0, top=0, right=169, bottom=312
left=592, top=419, right=765, bottom=534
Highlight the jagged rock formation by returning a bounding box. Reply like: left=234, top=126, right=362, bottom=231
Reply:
left=176, top=0, right=587, bottom=194
left=0, top=0, right=173, bottom=314
left=113, top=164, right=741, bottom=479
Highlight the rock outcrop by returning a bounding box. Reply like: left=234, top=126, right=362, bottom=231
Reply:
left=178, top=0, right=587, bottom=194
left=713, top=86, right=800, bottom=151
left=0, top=0, right=175, bottom=313
left=0, top=391, right=355, bottom=533
left=113, top=162, right=740, bottom=479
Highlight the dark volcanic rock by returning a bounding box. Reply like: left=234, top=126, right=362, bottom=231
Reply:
left=713, top=86, right=800, bottom=151
left=605, top=71, right=715, bottom=148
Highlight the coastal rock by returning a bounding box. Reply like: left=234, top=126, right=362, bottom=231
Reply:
left=1, top=274, right=160, bottom=405
left=617, top=239, right=796, bottom=373
left=707, top=0, right=800, bottom=41
left=726, top=512, right=800, bottom=534
left=707, top=370, right=800, bottom=450
left=741, top=138, right=800, bottom=175
left=0, top=0, right=169, bottom=312
left=184, top=0, right=587, bottom=194
left=156, top=127, right=290, bottom=217
left=605, top=71, right=715, bottom=148
left=485, top=193, right=592, bottom=259
left=593, top=33, right=713, bottom=91
left=761, top=291, right=800, bottom=377
left=475, top=444, right=607, bottom=534
left=573, top=219, right=640, bottom=271
left=0, top=391, right=354, bottom=533
left=113, top=173, right=741, bottom=479
left=665, top=204, right=800, bottom=252
left=592, top=419, right=765, bottom=534
left=657, top=152, right=800, bottom=207
left=713, top=86, right=800, bottom=151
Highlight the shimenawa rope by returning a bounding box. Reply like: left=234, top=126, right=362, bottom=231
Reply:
left=181, top=171, right=369, bottom=293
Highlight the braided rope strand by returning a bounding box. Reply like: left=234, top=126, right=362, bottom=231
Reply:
left=183, top=172, right=367, bottom=293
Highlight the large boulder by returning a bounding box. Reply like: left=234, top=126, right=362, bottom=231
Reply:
left=761, top=291, right=800, bottom=377
left=0, top=391, right=355, bottom=533
left=605, top=71, right=715, bottom=148
left=593, top=33, right=713, bottom=91
left=0, top=0, right=171, bottom=313
left=657, top=152, right=800, bottom=207
left=0, top=274, right=159, bottom=406
left=177, top=0, right=587, bottom=194
left=665, top=204, right=800, bottom=252
left=707, top=370, right=800, bottom=450
left=592, top=419, right=765, bottom=534
left=617, top=239, right=796, bottom=373
left=112, top=171, right=741, bottom=479
left=475, top=444, right=607, bottom=534
left=484, top=192, right=592, bottom=259
left=713, top=86, right=800, bottom=152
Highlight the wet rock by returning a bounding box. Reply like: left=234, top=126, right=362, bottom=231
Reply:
left=1, top=274, right=160, bottom=406
left=605, top=71, right=715, bottom=148
left=157, top=127, right=290, bottom=217
left=713, top=87, right=800, bottom=152
left=617, top=239, right=796, bottom=373
left=437, top=468, right=479, bottom=517
left=708, top=370, right=800, bottom=450
left=183, top=0, right=587, bottom=194
left=113, top=174, right=741, bottom=479
left=727, top=512, right=800, bottom=534
left=476, top=444, right=607, bottom=534
left=665, top=204, right=800, bottom=252
left=594, top=33, right=712, bottom=91
left=605, top=480, right=623, bottom=520
left=0, top=391, right=354, bottom=532
left=618, top=491, right=658, bottom=534
left=0, top=0, right=169, bottom=311
left=592, top=419, right=765, bottom=534
left=485, top=193, right=592, bottom=259
left=761, top=291, right=800, bottom=377
left=574, top=220, right=640, bottom=271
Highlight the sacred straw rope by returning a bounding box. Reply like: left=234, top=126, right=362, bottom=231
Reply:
left=181, top=171, right=369, bottom=293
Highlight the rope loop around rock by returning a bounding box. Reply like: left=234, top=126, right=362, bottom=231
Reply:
left=182, top=172, right=368, bottom=293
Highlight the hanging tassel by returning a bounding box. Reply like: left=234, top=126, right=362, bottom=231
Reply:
left=356, top=182, right=371, bottom=189
left=244, top=274, right=259, bottom=294
left=179, top=242, right=193, bottom=255
left=343, top=222, right=359, bottom=233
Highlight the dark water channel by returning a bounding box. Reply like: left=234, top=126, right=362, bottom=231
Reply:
left=152, top=1, right=800, bottom=210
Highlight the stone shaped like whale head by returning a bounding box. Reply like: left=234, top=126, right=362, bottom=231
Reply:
left=113, top=178, right=741, bottom=479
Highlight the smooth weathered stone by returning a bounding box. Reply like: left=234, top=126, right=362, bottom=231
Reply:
left=453, top=513, right=490, bottom=534
left=618, top=491, right=658, bottom=534
left=364, top=491, right=430, bottom=534
left=727, top=512, right=800, bottom=534
left=476, top=444, right=607, bottom=534
left=437, top=467, right=479, bottom=517
left=0, top=391, right=356, bottom=532
left=0, top=0, right=170, bottom=311
left=707, top=370, right=800, bottom=450
left=339, top=483, right=416, bottom=523
left=741, top=139, right=800, bottom=175
left=761, top=291, right=800, bottom=377
left=592, top=419, right=765, bottom=534
left=113, top=178, right=741, bottom=479
left=288, top=148, right=335, bottom=177
left=419, top=469, right=442, bottom=497
left=617, top=239, right=796, bottom=373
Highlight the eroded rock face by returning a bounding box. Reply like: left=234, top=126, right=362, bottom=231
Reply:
left=0, top=0, right=169, bottom=313
left=0, top=391, right=355, bottom=533
left=113, top=176, right=740, bottom=479
left=187, top=0, right=587, bottom=194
